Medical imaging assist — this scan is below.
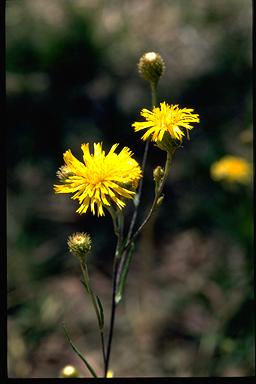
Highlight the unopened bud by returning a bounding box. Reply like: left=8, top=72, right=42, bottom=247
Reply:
left=59, top=365, right=79, bottom=378
left=67, top=232, right=92, bottom=262
left=56, top=165, right=74, bottom=182
left=153, top=166, right=164, bottom=183
left=156, top=195, right=164, bottom=207
left=138, top=52, right=165, bottom=84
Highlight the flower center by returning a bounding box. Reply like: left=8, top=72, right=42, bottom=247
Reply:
left=145, top=52, right=157, bottom=61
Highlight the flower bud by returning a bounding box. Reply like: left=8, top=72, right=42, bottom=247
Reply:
left=156, top=195, right=164, bottom=207
left=59, top=365, right=79, bottom=378
left=153, top=166, right=164, bottom=183
left=67, top=232, right=92, bottom=262
left=138, top=52, right=165, bottom=84
left=56, top=165, right=74, bottom=182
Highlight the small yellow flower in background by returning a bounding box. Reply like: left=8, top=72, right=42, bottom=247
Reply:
left=54, top=143, right=142, bottom=216
left=210, top=155, right=252, bottom=185
left=132, top=101, right=200, bottom=144
left=59, top=365, right=79, bottom=378
left=107, top=370, right=114, bottom=378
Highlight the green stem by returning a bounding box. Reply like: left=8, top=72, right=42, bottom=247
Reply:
left=103, top=79, right=161, bottom=375
left=116, top=80, right=158, bottom=303
left=104, top=258, right=119, bottom=377
left=150, top=81, right=157, bottom=107
left=126, top=80, right=157, bottom=243
left=80, top=262, right=106, bottom=367
left=126, top=150, right=172, bottom=249
left=104, top=213, right=123, bottom=377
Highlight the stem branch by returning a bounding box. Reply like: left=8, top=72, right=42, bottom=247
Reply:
left=126, top=81, right=157, bottom=243
left=126, top=150, right=172, bottom=249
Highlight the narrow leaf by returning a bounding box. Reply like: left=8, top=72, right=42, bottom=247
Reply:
left=133, top=193, right=139, bottom=207
left=115, top=243, right=135, bottom=304
left=80, top=278, right=89, bottom=293
left=96, top=295, right=104, bottom=329
left=62, top=323, right=98, bottom=378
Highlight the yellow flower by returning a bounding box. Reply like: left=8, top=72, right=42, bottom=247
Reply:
left=107, top=370, right=114, bottom=378
left=54, top=143, right=142, bottom=216
left=210, top=155, right=252, bottom=185
left=132, top=101, right=200, bottom=143
left=59, top=365, right=79, bottom=378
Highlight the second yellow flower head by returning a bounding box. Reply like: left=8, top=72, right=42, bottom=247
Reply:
left=132, top=101, right=200, bottom=146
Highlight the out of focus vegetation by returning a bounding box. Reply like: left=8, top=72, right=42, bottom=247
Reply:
left=7, top=0, right=253, bottom=378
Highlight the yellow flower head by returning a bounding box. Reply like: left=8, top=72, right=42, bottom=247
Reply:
left=132, top=101, right=200, bottom=146
left=54, top=143, right=142, bottom=216
left=59, top=365, right=79, bottom=378
left=107, top=370, right=114, bottom=378
left=210, top=155, right=252, bottom=185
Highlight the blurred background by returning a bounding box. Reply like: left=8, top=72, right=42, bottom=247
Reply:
left=7, top=0, right=253, bottom=378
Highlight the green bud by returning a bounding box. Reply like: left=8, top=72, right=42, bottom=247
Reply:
left=138, top=52, right=165, bottom=84
left=156, top=195, right=164, bottom=207
left=67, top=232, right=92, bottom=262
left=56, top=165, right=74, bottom=182
left=153, top=166, right=164, bottom=183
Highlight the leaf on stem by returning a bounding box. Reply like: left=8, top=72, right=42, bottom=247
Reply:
left=80, top=278, right=89, bottom=293
left=133, top=193, right=140, bottom=207
left=115, top=243, right=135, bottom=304
left=62, top=323, right=98, bottom=378
left=96, top=295, right=105, bottom=330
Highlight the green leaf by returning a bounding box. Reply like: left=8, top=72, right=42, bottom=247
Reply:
left=133, top=193, right=139, bottom=207
left=62, top=323, right=98, bottom=378
left=115, top=243, right=135, bottom=304
left=96, top=295, right=104, bottom=330
left=80, top=278, right=89, bottom=293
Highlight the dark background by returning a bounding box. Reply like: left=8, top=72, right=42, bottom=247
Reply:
left=7, top=0, right=253, bottom=378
